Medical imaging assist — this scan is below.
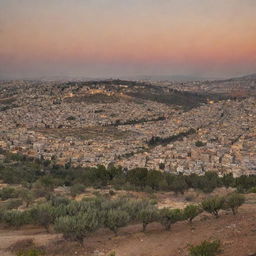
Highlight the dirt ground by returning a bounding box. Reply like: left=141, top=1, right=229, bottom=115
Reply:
left=1, top=192, right=255, bottom=256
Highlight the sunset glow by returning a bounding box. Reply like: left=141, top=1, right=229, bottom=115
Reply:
left=0, top=0, right=256, bottom=79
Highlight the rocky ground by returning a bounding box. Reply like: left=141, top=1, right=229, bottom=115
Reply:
left=0, top=192, right=255, bottom=256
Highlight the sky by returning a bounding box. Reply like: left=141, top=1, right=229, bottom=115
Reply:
left=0, top=0, right=256, bottom=79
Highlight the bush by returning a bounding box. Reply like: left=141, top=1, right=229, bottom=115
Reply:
left=189, top=240, right=221, bottom=256
left=30, top=203, right=56, bottom=232
left=224, top=193, right=245, bottom=215
left=249, top=187, right=256, bottom=193
left=19, top=189, right=34, bottom=207
left=54, top=211, right=100, bottom=242
left=4, top=199, right=23, bottom=210
left=70, top=184, right=85, bottom=198
left=195, top=141, right=206, bottom=147
left=138, top=206, right=159, bottom=232
left=159, top=208, right=183, bottom=230
left=2, top=210, right=32, bottom=227
left=17, top=248, right=44, bottom=256
left=104, top=209, right=130, bottom=234
left=183, top=204, right=202, bottom=224
left=201, top=196, right=225, bottom=218
left=0, top=187, right=18, bottom=200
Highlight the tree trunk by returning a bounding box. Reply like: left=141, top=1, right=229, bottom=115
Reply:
left=142, top=223, right=147, bottom=232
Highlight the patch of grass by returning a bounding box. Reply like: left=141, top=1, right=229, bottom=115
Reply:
left=189, top=240, right=221, bottom=256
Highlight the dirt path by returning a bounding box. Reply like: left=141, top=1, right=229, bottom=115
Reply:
left=0, top=194, right=255, bottom=256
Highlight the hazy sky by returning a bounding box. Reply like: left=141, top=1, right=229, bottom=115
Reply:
left=0, top=0, right=256, bottom=79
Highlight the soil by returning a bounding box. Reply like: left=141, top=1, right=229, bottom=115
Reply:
left=0, top=193, right=255, bottom=256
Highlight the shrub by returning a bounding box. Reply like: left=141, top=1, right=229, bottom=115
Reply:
left=189, top=240, right=221, bottom=256
left=183, top=204, right=202, bottom=224
left=2, top=210, right=32, bottom=227
left=0, top=187, right=18, bottom=200
left=224, top=193, right=245, bottom=215
left=121, top=199, right=151, bottom=221
left=249, top=187, right=256, bottom=193
left=30, top=203, right=56, bottom=232
left=4, top=199, right=23, bottom=210
left=70, top=184, right=85, bottom=198
left=138, top=206, right=159, bottom=232
left=159, top=208, right=183, bottom=230
left=54, top=211, right=100, bottom=242
left=201, top=196, right=225, bottom=218
left=17, top=248, right=44, bottom=256
left=19, top=189, right=34, bottom=207
left=104, top=209, right=130, bottom=234
left=66, top=116, right=76, bottom=121
left=195, top=141, right=206, bottom=147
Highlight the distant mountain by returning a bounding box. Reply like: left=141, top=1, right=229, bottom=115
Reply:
left=227, top=73, right=256, bottom=81
left=122, top=75, right=220, bottom=82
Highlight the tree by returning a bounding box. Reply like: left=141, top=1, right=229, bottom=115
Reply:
left=30, top=203, right=56, bottom=232
left=183, top=204, right=202, bottom=224
left=127, top=168, right=148, bottom=190
left=2, top=210, right=31, bottom=227
left=201, top=196, right=225, bottom=218
left=54, top=211, right=100, bottom=243
left=224, top=193, right=245, bottom=215
left=170, top=176, right=188, bottom=194
left=159, top=208, right=183, bottom=230
left=104, top=209, right=130, bottom=234
left=138, top=206, right=159, bottom=232
left=19, top=189, right=34, bottom=207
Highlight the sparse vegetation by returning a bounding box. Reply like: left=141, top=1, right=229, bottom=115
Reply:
left=201, top=196, right=225, bottom=218
left=224, top=193, right=245, bottom=215
left=189, top=240, right=221, bottom=256
left=159, top=208, right=183, bottom=230
left=183, top=204, right=202, bottom=224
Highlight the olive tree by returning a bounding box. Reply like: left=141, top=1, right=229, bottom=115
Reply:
left=183, top=204, right=202, bottom=224
left=201, top=196, right=225, bottom=218
left=224, top=193, right=245, bottom=215
left=159, top=208, right=183, bottom=230
left=54, top=211, right=100, bottom=243
left=138, top=206, right=159, bottom=232
left=104, top=209, right=130, bottom=234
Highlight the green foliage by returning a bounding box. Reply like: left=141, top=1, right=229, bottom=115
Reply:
left=30, top=203, right=56, bottom=231
left=159, top=208, right=183, bottom=230
left=17, top=248, right=44, bottom=256
left=249, top=187, right=256, bottom=193
left=4, top=199, right=23, bottom=210
left=195, top=141, right=206, bottom=147
left=138, top=206, right=159, bottom=232
left=54, top=211, right=100, bottom=242
left=19, top=189, right=34, bottom=207
left=104, top=209, right=130, bottom=234
left=189, top=240, right=221, bottom=256
left=0, top=151, right=256, bottom=194
left=224, top=193, right=245, bottom=215
left=183, top=204, right=202, bottom=223
left=170, top=175, right=188, bottom=194
left=201, top=196, right=225, bottom=218
left=2, top=210, right=32, bottom=227
left=0, top=186, right=18, bottom=200
left=70, top=183, right=85, bottom=197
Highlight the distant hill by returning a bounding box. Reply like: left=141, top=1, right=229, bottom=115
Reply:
left=123, top=75, right=219, bottom=82
left=225, top=73, right=256, bottom=81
